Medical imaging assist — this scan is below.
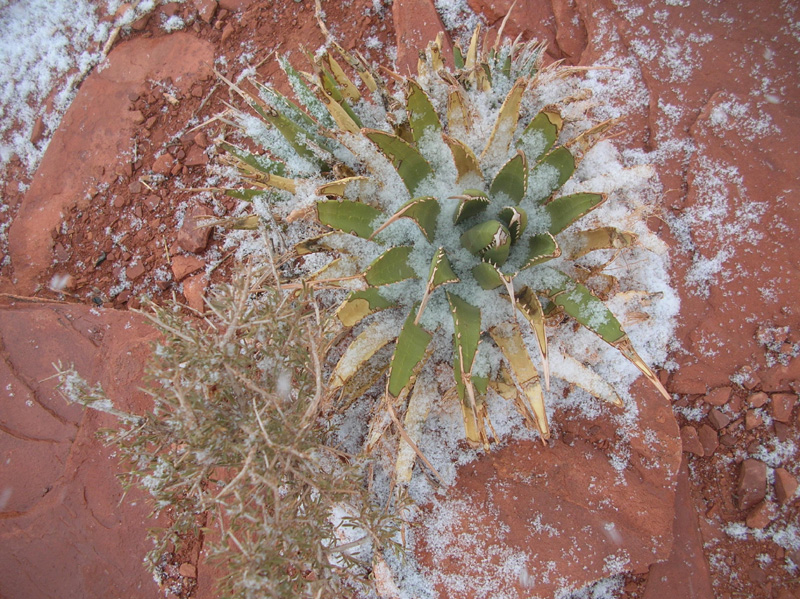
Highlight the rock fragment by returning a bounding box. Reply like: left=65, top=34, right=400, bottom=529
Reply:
left=183, top=274, right=207, bottom=312
left=736, top=459, right=767, bottom=511
left=152, top=153, right=174, bottom=175
left=707, top=408, right=731, bottom=430
left=745, top=500, right=778, bottom=529
left=171, top=255, right=205, bottom=282
left=680, top=426, right=704, bottom=456
left=771, top=393, right=796, bottom=423
left=774, top=468, right=798, bottom=504
left=747, top=391, right=768, bottom=407
left=177, top=205, right=213, bottom=253
left=697, top=425, right=718, bottom=456
left=704, top=386, right=731, bottom=406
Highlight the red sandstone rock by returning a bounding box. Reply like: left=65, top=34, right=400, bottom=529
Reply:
left=774, top=468, right=798, bottom=505
left=707, top=408, right=731, bottom=431
left=745, top=410, right=763, bottom=431
left=194, top=0, right=217, bottom=22
left=177, top=205, right=214, bottom=254
left=704, top=386, right=732, bottom=406
left=7, top=33, right=214, bottom=295
left=172, top=255, right=206, bottom=282
left=183, top=273, right=208, bottom=312
left=184, top=144, right=208, bottom=167
left=748, top=392, right=769, bottom=408
left=126, top=261, right=146, bottom=281
left=152, top=152, right=174, bottom=175
left=746, top=501, right=777, bottom=529
left=0, top=301, right=159, bottom=598
left=771, top=393, right=796, bottom=423
left=697, top=424, right=719, bottom=456
left=415, top=377, right=681, bottom=596
left=642, top=459, right=715, bottom=599
left=736, top=459, right=767, bottom=511
left=392, top=0, right=452, bottom=75
left=681, top=425, right=704, bottom=456
left=180, top=562, right=198, bottom=578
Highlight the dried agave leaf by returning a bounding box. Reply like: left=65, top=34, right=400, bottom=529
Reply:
left=336, top=288, right=395, bottom=327
left=563, top=227, right=637, bottom=259
left=329, top=320, right=396, bottom=392
left=489, top=322, right=550, bottom=439
left=481, top=78, right=527, bottom=166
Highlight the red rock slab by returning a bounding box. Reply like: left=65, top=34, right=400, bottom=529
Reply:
left=415, top=378, right=681, bottom=597
left=0, top=300, right=160, bottom=598
left=392, top=0, right=453, bottom=76
left=642, top=458, right=715, bottom=599
left=7, top=32, right=214, bottom=295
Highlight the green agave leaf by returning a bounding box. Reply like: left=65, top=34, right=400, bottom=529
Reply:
left=428, top=247, right=459, bottom=288
left=325, top=52, right=361, bottom=102
left=460, top=220, right=507, bottom=256
left=279, top=56, right=336, bottom=129
left=527, top=146, right=575, bottom=204
left=336, top=288, right=395, bottom=327
left=364, top=129, right=433, bottom=196
left=417, top=248, right=460, bottom=323
left=223, top=188, right=268, bottom=201
left=544, top=270, right=625, bottom=344
left=251, top=79, right=321, bottom=138
left=388, top=305, right=433, bottom=397
left=443, top=135, right=483, bottom=184
left=407, top=79, right=442, bottom=142
left=517, top=110, right=562, bottom=162
left=545, top=192, right=606, bottom=235
left=219, top=142, right=287, bottom=177
left=252, top=101, right=328, bottom=170
left=447, top=291, right=482, bottom=399
left=481, top=78, right=527, bottom=165
left=490, top=150, right=527, bottom=204
left=472, top=261, right=503, bottom=290
left=364, top=246, right=418, bottom=286
left=520, top=232, right=560, bottom=270
left=317, top=200, right=383, bottom=239
left=452, top=188, right=490, bottom=224
left=453, top=43, right=465, bottom=69
left=497, top=206, right=528, bottom=243
left=370, top=196, right=441, bottom=243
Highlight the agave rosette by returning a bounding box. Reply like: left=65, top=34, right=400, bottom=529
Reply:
left=218, top=27, right=671, bottom=463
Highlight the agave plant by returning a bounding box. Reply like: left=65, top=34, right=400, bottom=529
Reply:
left=216, top=24, right=670, bottom=475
